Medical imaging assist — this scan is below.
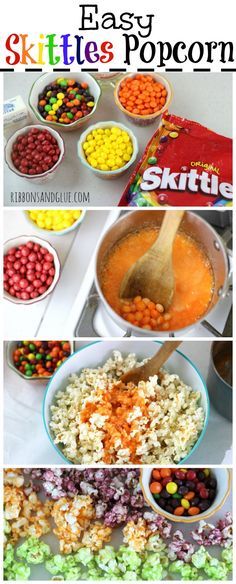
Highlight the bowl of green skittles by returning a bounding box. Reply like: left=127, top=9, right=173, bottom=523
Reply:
left=29, top=73, right=101, bottom=131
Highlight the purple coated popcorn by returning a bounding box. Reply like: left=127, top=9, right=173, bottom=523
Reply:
left=191, top=513, right=233, bottom=548
left=168, top=530, right=195, bottom=562
left=143, top=511, right=172, bottom=539
left=23, top=468, right=149, bottom=528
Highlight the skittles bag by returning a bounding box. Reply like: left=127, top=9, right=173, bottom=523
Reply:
left=119, top=113, right=232, bottom=207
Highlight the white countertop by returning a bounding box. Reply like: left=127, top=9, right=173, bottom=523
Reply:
left=4, top=72, right=232, bottom=207
left=4, top=340, right=232, bottom=465
left=3, top=209, right=110, bottom=338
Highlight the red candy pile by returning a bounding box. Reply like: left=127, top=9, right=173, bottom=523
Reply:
left=4, top=241, right=56, bottom=301
left=11, top=128, right=61, bottom=176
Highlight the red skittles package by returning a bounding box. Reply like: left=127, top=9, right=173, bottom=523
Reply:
left=119, top=114, right=232, bottom=207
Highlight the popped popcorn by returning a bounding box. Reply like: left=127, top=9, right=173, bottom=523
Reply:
left=50, top=351, right=204, bottom=464
left=4, top=482, right=51, bottom=545
left=81, top=522, right=112, bottom=550
left=52, top=496, right=95, bottom=553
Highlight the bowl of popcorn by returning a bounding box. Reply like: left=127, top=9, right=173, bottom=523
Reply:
left=43, top=340, right=209, bottom=465
left=24, top=209, right=86, bottom=236
left=77, top=121, right=138, bottom=180
left=141, top=467, right=231, bottom=523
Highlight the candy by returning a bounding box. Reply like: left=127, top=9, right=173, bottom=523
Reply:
left=150, top=468, right=216, bottom=518
left=166, top=482, right=178, bottom=495
left=119, top=113, right=232, bottom=208
left=12, top=341, right=71, bottom=378
left=37, top=78, right=95, bottom=125
left=4, top=241, right=56, bottom=301
left=11, top=128, right=60, bottom=175
left=120, top=296, right=169, bottom=331
left=118, top=74, right=167, bottom=117
left=82, top=126, right=133, bottom=171
left=28, top=209, right=82, bottom=232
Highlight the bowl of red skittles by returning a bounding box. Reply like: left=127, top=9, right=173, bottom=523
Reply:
left=29, top=73, right=101, bottom=132
left=7, top=341, right=74, bottom=381
left=114, top=73, right=172, bottom=126
left=5, top=125, right=65, bottom=184
left=141, top=467, right=231, bottom=523
left=3, top=235, right=60, bottom=304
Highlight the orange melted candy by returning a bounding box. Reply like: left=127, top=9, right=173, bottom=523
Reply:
left=80, top=383, right=148, bottom=464
left=101, top=227, right=214, bottom=331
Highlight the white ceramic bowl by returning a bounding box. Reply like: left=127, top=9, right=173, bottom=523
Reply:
left=43, top=340, right=209, bottom=464
left=77, top=121, right=138, bottom=180
left=114, top=73, right=173, bottom=126
left=7, top=340, right=74, bottom=381
left=29, top=72, right=101, bottom=132
left=141, top=467, right=231, bottom=523
left=5, top=125, right=65, bottom=184
left=4, top=235, right=60, bottom=305
left=24, top=209, right=86, bottom=236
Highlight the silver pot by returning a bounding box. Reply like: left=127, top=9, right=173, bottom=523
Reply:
left=95, top=210, right=231, bottom=337
left=207, top=341, right=232, bottom=421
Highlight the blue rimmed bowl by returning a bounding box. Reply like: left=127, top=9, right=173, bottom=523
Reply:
left=43, top=340, right=209, bottom=464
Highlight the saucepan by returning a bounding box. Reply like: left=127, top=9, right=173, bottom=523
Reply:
left=95, top=210, right=231, bottom=337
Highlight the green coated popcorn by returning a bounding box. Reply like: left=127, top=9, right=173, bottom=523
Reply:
left=4, top=544, right=31, bottom=581
left=45, top=554, right=67, bottom=575
left=191, top=546, right=211, bottom=569
left=75, top=547, right=94, bottom=566
left=64, top=567, right=81, bottom=580
left=141, top=553, right=165, bottom=580
left=122, top=570, right=139, bottom=580
left=169, top=559, right=185, bottom=573
left=16, top=537, right=51, bottom=564
left=145, top=534, right=167, bottom=553
left=204, top=557, right=229, bottom=580
left=116, top=545, right=142, bottom=573
left=180, top=564, right=200, bottom=580
left=221, top=546, right=233, bottom=570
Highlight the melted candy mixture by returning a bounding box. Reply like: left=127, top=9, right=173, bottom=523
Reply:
left=101, top=227, right=214, bottom=331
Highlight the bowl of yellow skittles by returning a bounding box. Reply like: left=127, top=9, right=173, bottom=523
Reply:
left=29, top=73, right=101, bottom=132
left=25, top=209, right=86, bottom=236
left=77, top=121, right=138, bottom=180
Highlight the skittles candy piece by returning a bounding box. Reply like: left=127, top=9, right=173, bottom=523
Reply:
left=37, top=78, right=96, bottom=125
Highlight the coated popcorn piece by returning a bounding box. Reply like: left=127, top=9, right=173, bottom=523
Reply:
left=4, top=469, right=25, bottom=488
left=167, top=530, right=195, bottom=562
left=81, top=522, right=112, bottom=550
left=52, top=496, right=95, bottom=553
left=123, top=519, right=151, bottom=552
left=4, top=486, right=51, bottom=544
left=191, top=513, right=233, bottom=548
left=4, top=485, right=25, bottom=520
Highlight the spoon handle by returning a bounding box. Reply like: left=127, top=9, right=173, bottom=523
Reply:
left=148, top=340, right=182, bottom=373
left=151, top=210, right=185, bottom=252
left=120, top=340, right=182, bottom=384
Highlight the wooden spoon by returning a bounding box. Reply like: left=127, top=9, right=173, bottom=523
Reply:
left=121, top=340, right=182, bottom=385
left=120, top=210, right=184, bottom=309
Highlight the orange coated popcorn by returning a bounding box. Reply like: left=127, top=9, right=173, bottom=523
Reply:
left=52, top=496, right=95, bottom=554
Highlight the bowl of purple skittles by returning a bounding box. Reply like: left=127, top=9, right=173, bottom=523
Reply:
left=141, top=467, right=231, bottom=523
left=29, top=73, right=101, bottom=131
